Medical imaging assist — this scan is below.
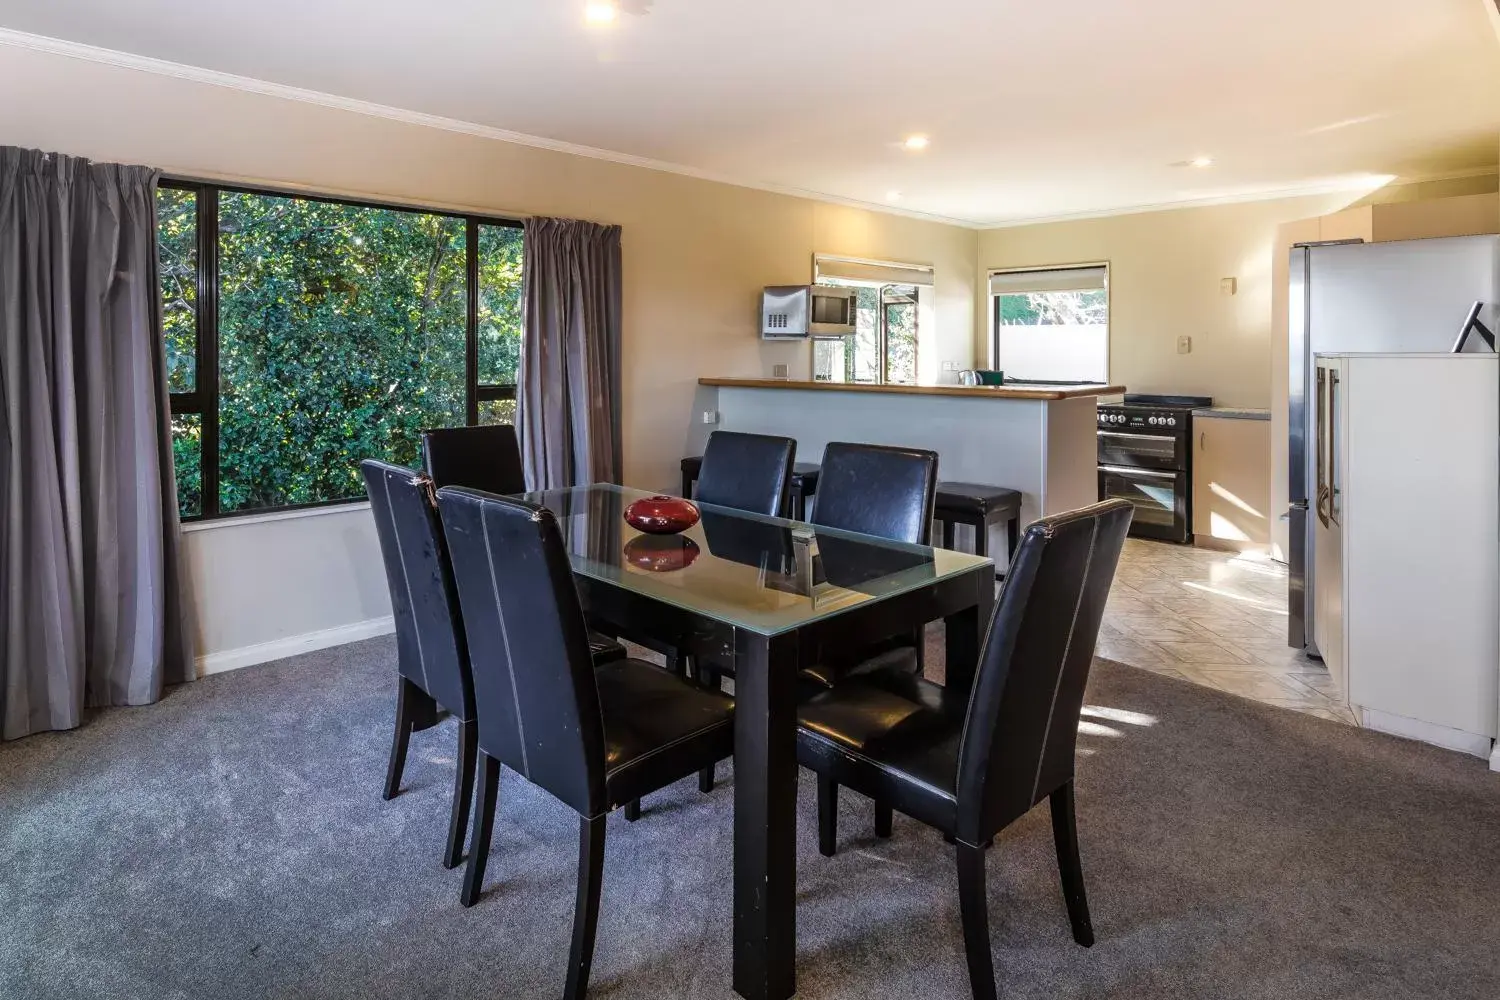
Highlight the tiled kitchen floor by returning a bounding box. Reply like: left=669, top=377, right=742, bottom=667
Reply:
left=1099, top=538, right=1358, bottom=725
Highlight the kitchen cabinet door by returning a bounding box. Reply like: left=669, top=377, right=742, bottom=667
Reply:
left=1192, top=416, right=1272, bottom=551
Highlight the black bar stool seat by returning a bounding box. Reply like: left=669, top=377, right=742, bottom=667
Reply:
left=934, top=482, right=1022, bottom=572
left=681, top=455, right=821, bottom=520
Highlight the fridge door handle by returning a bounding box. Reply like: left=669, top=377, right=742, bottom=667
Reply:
left=1328, top=369, right=1341, bottom=525
left=1315, top=366, right=1330, bottom=528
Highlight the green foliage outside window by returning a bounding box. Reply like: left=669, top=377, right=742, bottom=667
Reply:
left=157, top=187, right=197, bottom=393
left=998, top=289, right=1107, bottom=326
left=155, top=186, right=523, bottom=519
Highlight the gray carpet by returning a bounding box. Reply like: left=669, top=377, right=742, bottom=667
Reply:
left=3, top=636, right=1498, bottom=1000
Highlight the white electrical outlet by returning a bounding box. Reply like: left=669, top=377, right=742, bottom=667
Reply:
left=1177, top=335, right=1192, bottom=354
left=701, top=410, right=719, bottom=425
left=1220, top=277, right=1237, bottom=295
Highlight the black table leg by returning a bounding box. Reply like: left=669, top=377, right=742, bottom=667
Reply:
left=943, top=567, right=995, bottom=695
left=733, top=628, right=799, bottom=1000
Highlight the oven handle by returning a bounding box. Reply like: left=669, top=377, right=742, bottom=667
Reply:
left=1096, top=431, right=1180, bottom=442
left=1099, top=464, right=1179, bottom=480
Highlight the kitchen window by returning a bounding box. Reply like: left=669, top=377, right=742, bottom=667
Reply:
left=812, top=255, right=933, bottom=385
left=990, top=263, right=1109, bottom=383
left=157, top=180, right=523, bottom=521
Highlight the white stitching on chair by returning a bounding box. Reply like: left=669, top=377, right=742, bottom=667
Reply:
left=384, top=473, right=430, bottom=695
left=1029, top=518, right=1098, bottom=804
left=481, top=502, right=530, bottom=780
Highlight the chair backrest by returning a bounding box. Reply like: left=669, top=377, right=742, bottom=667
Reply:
left=695, top=431, right=797, bottom=517
left=421, top=424, right=526, bottom=496
left=361, top=459, right=474, bottom=720
left=954, top=499, right=1133, bottom=844
left=811, top=441, right=939, bottom=544
left=436, top=487, right=607, bottom=818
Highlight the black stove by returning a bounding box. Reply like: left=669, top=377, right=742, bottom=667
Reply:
left=1096, top=394, right=1212, bottom=543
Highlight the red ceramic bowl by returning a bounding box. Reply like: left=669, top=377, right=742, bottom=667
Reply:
left=622, top=534, right=701, bottom=573
left=624, top=494, right=701, bottom=535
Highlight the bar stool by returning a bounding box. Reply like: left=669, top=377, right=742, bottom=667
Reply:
left=934, top=482, right=1023, bottom=576
left=681, top=455, right=821, bottom=520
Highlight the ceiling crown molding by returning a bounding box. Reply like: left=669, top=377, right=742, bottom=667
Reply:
left=0, top=27, right=981, bottom=229
left=979, top=166, right=1500, bottom=230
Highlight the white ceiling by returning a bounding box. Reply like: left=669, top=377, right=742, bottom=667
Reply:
left=1, top=0, right=1497, bottom=227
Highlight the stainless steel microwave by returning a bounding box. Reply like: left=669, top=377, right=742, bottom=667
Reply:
left=761, top=285, right=858, bottom=339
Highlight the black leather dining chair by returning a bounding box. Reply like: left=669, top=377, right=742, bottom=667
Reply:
left=794, top=499, right=1133, bottom=1000
left=421, top=424, right=627, bottom=667
left=436, top=487, right=736, bottom=1000
left=796, top=441, right=940, bottom=694
left=679, top=430, right=794, bottom=791
left=421, top=423, right=525, bottom=496
left=362, top=459, right=478, bottom=872
left=694, top=430, right=797, bottom=517
left=809, top=441, right=939, bottom=545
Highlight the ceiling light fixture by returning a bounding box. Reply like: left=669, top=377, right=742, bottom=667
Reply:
left=886, top=190, right=903, bottom=202
left=902, top=135, right=930, bottom=151
left=585, top=2, right=619, bottom=24
left=1188, top=155, right=1215, bottom=168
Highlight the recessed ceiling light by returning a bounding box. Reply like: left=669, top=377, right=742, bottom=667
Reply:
left=902, top=135, right=930, bottom=151
left=585, top=2, right=618, bottom=24
left=886, top=190, right=903, bottom=202
left=1188, top=155, right=1215, bottom=168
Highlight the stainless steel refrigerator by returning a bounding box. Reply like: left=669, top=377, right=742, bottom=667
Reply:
left=1288, top=235, right=1500, bottom=654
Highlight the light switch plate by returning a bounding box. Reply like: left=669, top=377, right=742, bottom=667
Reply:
left=1177, top=335, right=1192, bottom=354
left=1220, top=277, right=1237, bottom=295
left=771, top=363, right=790, bottom=379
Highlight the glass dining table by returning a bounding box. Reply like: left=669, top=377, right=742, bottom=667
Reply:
left=520, top=484, right=995, bottom=1000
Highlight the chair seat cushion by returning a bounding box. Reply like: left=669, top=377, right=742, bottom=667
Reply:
left=599, top=658, right=735, bottom=807
left=588, top=633, right=628, bottom=663
left=797, top=643, right=920, bottom=692
left=934, top=482, right=1022, bottom=519
left=796, top=670, right=967, bottom=832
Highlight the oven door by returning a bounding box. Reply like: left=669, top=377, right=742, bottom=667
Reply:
left=1097, top=429, right=1184, bottom=471
left=1098, top=464, right=1189, bottom=542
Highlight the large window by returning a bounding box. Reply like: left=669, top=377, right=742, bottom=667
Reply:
left=156, top=182, right=522, bottom=520
left=990, top=264, right=1109, bottom=384
left=812, top=256, right=931, bottom=385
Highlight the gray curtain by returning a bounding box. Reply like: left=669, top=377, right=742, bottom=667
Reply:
left=518, top=217, right=623, bottom=490
left=0, top=146, right=192, bottom=741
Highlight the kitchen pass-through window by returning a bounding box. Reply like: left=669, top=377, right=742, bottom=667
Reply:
left=990, top=263, right=1108, bottom=383
left=813, top=255, right=933, bottom=385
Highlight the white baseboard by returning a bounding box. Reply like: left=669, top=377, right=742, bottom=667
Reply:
left=1490, top=741, right=1500, bottom=774
left=197, top=616, right=395, bottom=676
left=1359, top=707, right=1495, bottom=760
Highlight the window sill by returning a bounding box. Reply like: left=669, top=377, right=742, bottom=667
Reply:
left=180, top=500, right=371, bottom=533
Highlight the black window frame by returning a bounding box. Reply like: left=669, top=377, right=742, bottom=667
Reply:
left=159, top=178, right=523, bottom=522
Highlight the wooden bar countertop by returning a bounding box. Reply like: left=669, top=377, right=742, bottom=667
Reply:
left=698, top=377, right=1126, bottom=401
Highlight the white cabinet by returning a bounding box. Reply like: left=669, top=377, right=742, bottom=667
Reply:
left=1313, top=353, right=1499, bottom=757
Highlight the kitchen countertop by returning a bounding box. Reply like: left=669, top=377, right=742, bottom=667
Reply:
left=699, top=377, right=1127, bottom=401
left=1193, top=406, right=1270, bottom=421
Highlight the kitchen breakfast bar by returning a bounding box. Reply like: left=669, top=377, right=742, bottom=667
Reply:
left=692, top=377, right=1124, bottom=559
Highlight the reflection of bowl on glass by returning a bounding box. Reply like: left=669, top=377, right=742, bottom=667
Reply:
left=624, top=495, right=700, bottom=535
left=623, top=534, right=700, bottom=573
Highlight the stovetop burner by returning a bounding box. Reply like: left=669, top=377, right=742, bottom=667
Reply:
left=1097, top=394, right=1211, bottom=431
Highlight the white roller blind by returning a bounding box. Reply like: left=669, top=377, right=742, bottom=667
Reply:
left=816, top=256, right=935, bottom=287
left=989, top=265, right=1107, bottom=295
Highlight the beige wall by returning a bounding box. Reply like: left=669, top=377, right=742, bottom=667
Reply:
left=976, top=177, right=1500, bottom=410
left=0, top=44, right=978, bottom=493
